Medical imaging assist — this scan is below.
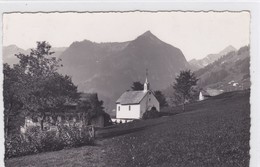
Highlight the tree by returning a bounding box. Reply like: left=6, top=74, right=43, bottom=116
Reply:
left=142, top=106, right=160, bottom=120
left=173, top=70, right=198, bottom=111
left=154, top=90, right=168, bottom=108
left=131, top=81, right=144, bottom=91
left=3, top=64, right=28, bottom=136
left=78, top=93, right=104, bottom=125
left=4, top=41, right=79, bottom=131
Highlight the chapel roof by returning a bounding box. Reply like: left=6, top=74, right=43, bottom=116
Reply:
left=116, top=90, right=149, bottom=105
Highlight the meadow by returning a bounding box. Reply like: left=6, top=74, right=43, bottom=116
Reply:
left=5, top=90, right=250, bottom=167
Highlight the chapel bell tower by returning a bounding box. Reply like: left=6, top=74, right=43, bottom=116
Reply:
left=144, top=69, right=150, bottom=92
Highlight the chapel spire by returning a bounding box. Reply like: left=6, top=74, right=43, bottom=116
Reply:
left=144, top=69, right=150, bottom=92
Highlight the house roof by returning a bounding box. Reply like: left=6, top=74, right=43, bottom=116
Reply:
left=116, top=90, right=148, bottom=105
left=201, top=88, right=223, bottom=97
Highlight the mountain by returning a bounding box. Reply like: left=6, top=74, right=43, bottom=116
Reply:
left=195, top=45, right=250, bottom=92
left=50, top=47, right=67, bottom=58
left=3, top=45, right=28, bottom=65
left=59, top=31, right=190, bottom=115
left=3, top=45, right=67, bottom=66
left=189, top=45, right=237, bottom=70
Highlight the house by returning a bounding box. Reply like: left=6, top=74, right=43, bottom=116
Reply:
left=115, top=76, right=160, bottom=122
left=22, top=103, right=83, bottom=132
left=199, top=88, right=224, bottom=101
left=21, top=93, right=110, bottom=133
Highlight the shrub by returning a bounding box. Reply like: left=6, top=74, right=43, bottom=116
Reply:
left=103, top=112, right=113, bottom=127
left=142, top=107, right=160, bottom=120
left=5, top=125, right=94, bottom=159
left=5, top=135, right=38, bottom=159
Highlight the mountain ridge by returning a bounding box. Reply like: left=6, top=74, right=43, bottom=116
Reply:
left=195, top=45, right=250, bottom=92
left=189, top=45, right=237, bottom=70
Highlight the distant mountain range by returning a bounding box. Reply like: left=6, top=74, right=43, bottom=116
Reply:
left=189, top=45, right=237, bottom=70
left=195, top=45, right=250, bottom=92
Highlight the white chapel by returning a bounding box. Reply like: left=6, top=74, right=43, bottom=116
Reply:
left=115, top=74, right=160, bottom=122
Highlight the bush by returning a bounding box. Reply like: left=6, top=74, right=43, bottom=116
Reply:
left=5, top=135, right=38, bottom=159
left=5, top=125, right=94, bottom=159
left=103, top=112, right=113, bottom=127
left=142, top=107, right=160, bottom=120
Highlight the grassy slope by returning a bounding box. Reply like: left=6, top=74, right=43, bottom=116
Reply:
left=5, top=90, right=250, bottom=167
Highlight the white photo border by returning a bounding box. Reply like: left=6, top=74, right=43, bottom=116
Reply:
left=0, top=1, right=259, bottom=167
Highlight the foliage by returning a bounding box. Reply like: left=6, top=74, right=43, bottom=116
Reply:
left=131, top=81, right=144, bottom=91
left=78, top=93, right=105, bottom=125
left=5, top=125, right=94, bottom=159
left=173, top=70, right=198, bottom=111
left=3, top=41, right=79, bottom=133
left=3, top=63, right=30, bottom=136
left=142, top=107, right=160, bottom=120
left=103, top=112, right=113, bottom=126
left=154, top=90, right=168, bottom=108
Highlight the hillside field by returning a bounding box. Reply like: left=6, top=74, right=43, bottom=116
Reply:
left=5, top=90, right=250, bottom=167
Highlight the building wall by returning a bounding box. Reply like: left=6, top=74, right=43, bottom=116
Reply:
left=140, top=91, right=160, bottom=118
left=199, top=92, right=205, bottom=101
left=116, top=103, right=141, bottom=119
left=116, top=91, right=160, bottom=120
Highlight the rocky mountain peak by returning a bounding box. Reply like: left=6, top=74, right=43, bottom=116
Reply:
left=219, top=45, right=237, bottom=55
left=142, top=30, right=153, bottom=36
left=136, top=30, right=160, bottom=41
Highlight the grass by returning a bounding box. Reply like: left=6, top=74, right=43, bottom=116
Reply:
left=5, top=145, right=105, bottom=167
left=5, top=90, right=250, bottom=167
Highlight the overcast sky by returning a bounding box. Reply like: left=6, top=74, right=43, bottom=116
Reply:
left=3, top=11, right=250, bottom=60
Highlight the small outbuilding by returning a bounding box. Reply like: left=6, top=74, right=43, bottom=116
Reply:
left=199, top=88, right=224, bottom=101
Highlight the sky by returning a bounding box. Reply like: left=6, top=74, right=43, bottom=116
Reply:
left=3, top=11, right=250, bottom=61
